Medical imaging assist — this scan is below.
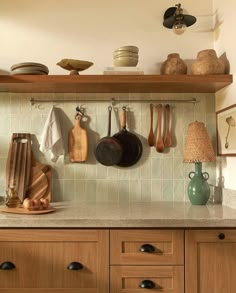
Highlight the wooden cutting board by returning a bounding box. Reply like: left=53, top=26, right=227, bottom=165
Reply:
left=6, top=133, right=32, bottom=202
left=26, top=153, right=52, bottom=201
left=0, top=206, right=55, bottom=215
left=69, top=114, right=88, bottom=162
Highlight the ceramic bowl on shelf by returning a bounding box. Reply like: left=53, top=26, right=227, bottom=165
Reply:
left=113, top=45, right=139, bottom=67
left=56, top=59, right=94, bottom=75
left=113, top=56, right=139, bottom=67
left=10, top=62, right=49, bottom=75
left=114, top=46, right=139, bottom=54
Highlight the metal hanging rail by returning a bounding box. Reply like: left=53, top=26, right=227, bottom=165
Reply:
left=30, top=97, right=198, bottom=105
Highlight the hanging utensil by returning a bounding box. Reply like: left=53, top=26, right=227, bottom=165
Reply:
left=147, top=104, right=155, bottom=146
left=113, top=107, right=143, bottom=167
left=164, top=104, right=173, bottom=148
left=95, top=106, right=123, bottom=166
left=69, top=107, right=88, bottom=162
left=156, top=104, right=164, bottom=153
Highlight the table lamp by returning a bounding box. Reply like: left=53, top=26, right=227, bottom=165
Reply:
left=183, top=121, right=215, bottom=205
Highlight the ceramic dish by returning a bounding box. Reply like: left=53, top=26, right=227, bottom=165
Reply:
left=11, top=66, right=49, bottom=74
left=114, top=46, right=139, bottom=53
left=11, top=62, right=49, bottom=73
left=10, top=68, right=48, bottom=75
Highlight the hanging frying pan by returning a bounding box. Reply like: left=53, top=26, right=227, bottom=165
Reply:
left=95, top=106, right=123, bottom=166
left=113, top=107, right=143, bottom=167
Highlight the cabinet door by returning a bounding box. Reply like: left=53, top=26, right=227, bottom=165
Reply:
left=185, top=230, right=236, bottom=293
left=110, top=229, right=184, bottom=265
left=0, top=229, right=109, bottom=293
left=110, top=265, right=184, bottom=293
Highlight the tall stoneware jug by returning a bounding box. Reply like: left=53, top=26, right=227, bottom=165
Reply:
left=191, top=49, right=225, bottom=75
left=160, top=53, right=187, bottom=75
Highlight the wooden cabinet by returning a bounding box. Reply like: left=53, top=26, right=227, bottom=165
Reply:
left=0, top=228, right=236, bottom=292
left=110, top=229, right=184, bottom=293
left=185, top=230, right=236, bottom=293
left=0, top=229, right=109, bottom=293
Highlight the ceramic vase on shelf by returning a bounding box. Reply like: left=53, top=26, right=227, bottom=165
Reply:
left=160, top=53, right=187, bottom=75
left=191, top=49, right=225, bottom=75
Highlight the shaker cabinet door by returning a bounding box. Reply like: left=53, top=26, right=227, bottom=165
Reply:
left=185, top=230, right=236, bottom=293
left=0, top=229, right=109, bottom=293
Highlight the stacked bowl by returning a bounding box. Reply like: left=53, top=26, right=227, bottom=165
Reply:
left=10, top=62, right=49, bottom=75
left=113, top=46, right=139, bottom=67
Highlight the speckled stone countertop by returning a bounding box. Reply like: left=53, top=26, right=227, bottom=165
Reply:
left=0, top=201, right=236, bottom=228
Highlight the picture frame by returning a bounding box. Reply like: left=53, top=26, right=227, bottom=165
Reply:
left=216, top=104, right=236, bottom=156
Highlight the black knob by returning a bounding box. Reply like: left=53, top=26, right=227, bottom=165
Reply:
left=139, top=244, right=155, bottom=253
left=139, top=280, right=155, bottom=289
left=0, top=261, right=16, bottom=270
left=218, top=233, right=225, bottom=240
left=67, top=262, right=83, bottom=270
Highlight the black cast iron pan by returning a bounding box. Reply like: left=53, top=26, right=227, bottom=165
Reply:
left=113, top=107, right=143, bottom=167
left=95, top=106, right=123, bottom=166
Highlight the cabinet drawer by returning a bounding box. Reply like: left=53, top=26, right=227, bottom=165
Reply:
left=110, top=265, right=184, bottom=293
left=110, top=229, right=184, bottom=265
left=0, top=229, right=109, bottom=293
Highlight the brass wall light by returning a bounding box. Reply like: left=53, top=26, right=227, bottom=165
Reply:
left=163, top=3, right=197, bottom=35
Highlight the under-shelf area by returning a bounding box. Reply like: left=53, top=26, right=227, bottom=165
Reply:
left=0, top=74, right=233, bottom=93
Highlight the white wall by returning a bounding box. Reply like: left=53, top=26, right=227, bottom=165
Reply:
left=0, top=0, right=213, bottom=74
left=213, top=0, right=236, bottom=191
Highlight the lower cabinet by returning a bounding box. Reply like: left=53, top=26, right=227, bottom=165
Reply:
left=0, top=229, right=109, bottom=293
left=0, top=228, right=235, bottom=292
left=185, top=229, right=236, bottom=293
left=110, top=266, right=184, bottom=293
left=110, top=229, right=184, bottom=293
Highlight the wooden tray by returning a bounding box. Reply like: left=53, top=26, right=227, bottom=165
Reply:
left=0, top=206, right=55, bottom=215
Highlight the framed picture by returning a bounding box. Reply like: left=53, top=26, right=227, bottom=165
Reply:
left=216, top=104, right=236, bottom=156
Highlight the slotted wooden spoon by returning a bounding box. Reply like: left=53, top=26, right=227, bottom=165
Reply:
left=147, top=104, right=155, bottom=146
left=156, top=104, right=164, bottom=152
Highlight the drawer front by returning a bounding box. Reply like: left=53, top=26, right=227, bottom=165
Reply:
left=0, top=229, right=109, bottom=293
left=110, top=230, right=184, bottom=265
left=110, top=265, right=184, bottom=293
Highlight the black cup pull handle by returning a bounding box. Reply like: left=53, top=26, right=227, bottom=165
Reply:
left=139, top=280, right=155, bottom=289
left=67, top=261, right=83, bottom=270
left=0, top=261, right=16, bottom=270
left=139, top=244, right=155, bottom=253
left=218, top=233, right=225, bottom=240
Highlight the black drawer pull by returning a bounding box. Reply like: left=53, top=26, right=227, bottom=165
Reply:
left=218, top=233, right=225, bottom=240
left=139, top=244, right=155, bottom=253
left=0, top=261, right=16, bottom=270
left=139, top=280, right=155, bottom=289
left=67, top=262, right=83, bottom=270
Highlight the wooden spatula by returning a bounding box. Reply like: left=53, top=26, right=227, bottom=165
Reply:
left=147, top=104, right=155, bottom=146
left=156, top=104, right=164, bottom=153
left=69, top=113, right=88, bottom=162
left=164, top=104, right=173, bottom=148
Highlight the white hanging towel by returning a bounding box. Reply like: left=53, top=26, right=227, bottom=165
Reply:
left=39, top=106, right=64, bottom=162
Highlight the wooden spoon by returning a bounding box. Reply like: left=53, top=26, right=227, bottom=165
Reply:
left=164, top=104, right=173, bottom=147
left=147, top=104, right=155, bottom=146
left=156, top=104, right=164, bottom=152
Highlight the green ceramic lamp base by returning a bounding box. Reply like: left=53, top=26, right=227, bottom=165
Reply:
left=188, top=162, right=210, bottom=205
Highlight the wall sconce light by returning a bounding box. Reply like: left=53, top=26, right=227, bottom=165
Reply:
left=163, top=3, right=197, bottom=35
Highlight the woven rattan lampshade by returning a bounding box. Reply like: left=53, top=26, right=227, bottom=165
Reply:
left=183, top=121, right=215, bottom=163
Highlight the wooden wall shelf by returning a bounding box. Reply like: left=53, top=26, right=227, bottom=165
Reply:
left=0, top=74, right=232, bottom=93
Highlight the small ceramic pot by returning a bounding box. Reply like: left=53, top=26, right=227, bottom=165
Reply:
left=160, top=53, right=187, bottom=75
left=191, top=49, right=225, bottom=75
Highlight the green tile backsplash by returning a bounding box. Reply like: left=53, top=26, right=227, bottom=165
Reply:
left=0, top=92, right=216, bottom=202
